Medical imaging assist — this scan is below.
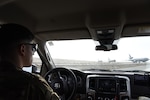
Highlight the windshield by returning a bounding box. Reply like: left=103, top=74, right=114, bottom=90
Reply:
left=46, top=36, right=150, bottom=71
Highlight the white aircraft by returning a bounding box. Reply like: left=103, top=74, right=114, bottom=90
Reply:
left=108, top=58, right=116, bottom=63
left=129, top=54, right=149, bottom=63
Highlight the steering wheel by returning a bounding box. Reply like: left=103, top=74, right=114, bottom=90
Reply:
left=44, top=67, right=77, bottom=100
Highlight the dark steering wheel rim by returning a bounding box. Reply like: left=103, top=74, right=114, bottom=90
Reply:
left=44, top=67, right=77, bottom=100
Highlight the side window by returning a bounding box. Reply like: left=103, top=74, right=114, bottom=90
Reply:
left=23, top=51, right=42, bottom=73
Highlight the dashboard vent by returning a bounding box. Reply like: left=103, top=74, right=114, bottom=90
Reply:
left=119, top=78, right=127, bottom=92
left=89, top=78, right=96, bottom=90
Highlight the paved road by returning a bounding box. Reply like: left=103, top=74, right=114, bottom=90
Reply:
left=23, top=62, right=150, bottom=72
left=119, top=63, right=150, bottom=71
left=56, top=62, right=150, bottom=71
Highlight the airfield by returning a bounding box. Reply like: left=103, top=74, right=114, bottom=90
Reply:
left=29, top=58, right=150, bottom=72
left=52, top=59, right=150, bottom=71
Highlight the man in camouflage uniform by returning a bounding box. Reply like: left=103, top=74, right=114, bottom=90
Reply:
left=0, top=23, right=60, bottom=100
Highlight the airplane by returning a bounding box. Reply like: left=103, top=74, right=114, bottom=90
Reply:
left=108, top=58, right=116, bottom=63
left=129, top=54, right=149, bottom=63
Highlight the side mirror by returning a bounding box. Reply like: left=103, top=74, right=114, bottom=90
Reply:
left=32, top=65, right=38, bottom=73
left=23, top=65, right=38, bottom=73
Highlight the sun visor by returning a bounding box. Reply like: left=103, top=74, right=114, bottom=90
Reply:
left=122, top=24, right=150, bottom=37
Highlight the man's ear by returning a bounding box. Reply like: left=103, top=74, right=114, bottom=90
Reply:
left=19, top=44, right=25, bottom=56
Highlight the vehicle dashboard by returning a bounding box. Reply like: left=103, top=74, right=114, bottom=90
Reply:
left=71, top=69, right=150, bottom=100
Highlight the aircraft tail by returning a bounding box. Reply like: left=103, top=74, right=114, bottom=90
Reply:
left=129, top=54, right=133, bottom=59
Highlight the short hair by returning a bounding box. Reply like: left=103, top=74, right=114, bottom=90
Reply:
left=0, top=23, right=34, bottom=56
left=0, top=23, right=34, bottom=44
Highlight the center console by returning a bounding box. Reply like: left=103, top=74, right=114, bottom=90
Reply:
left=86, top=75, right=131, bottom=100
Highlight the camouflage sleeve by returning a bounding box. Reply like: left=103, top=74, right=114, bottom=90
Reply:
left=32, top=73, right=60, bottom=100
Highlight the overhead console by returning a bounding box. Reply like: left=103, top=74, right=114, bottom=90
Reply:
left=94, top=28, right=118, bottom=51
left=86, top=11, right=124, bottom=51
left=86, top=75, right=131, bottom=100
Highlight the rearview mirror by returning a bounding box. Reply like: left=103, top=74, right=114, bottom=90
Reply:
left=95, top=44, right=117, bottom=51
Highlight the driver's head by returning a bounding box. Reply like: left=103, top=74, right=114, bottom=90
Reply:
left=0, top=23, right=37, bottom=68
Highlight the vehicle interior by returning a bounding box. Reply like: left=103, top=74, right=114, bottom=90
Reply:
left=1, top=0, right=150, bottom=100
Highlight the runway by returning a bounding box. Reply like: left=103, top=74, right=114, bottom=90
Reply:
left=55, top=61, right=150, bottom=71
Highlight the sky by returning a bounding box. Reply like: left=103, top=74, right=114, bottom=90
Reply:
left=45, top=36, right=150, bottom=62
